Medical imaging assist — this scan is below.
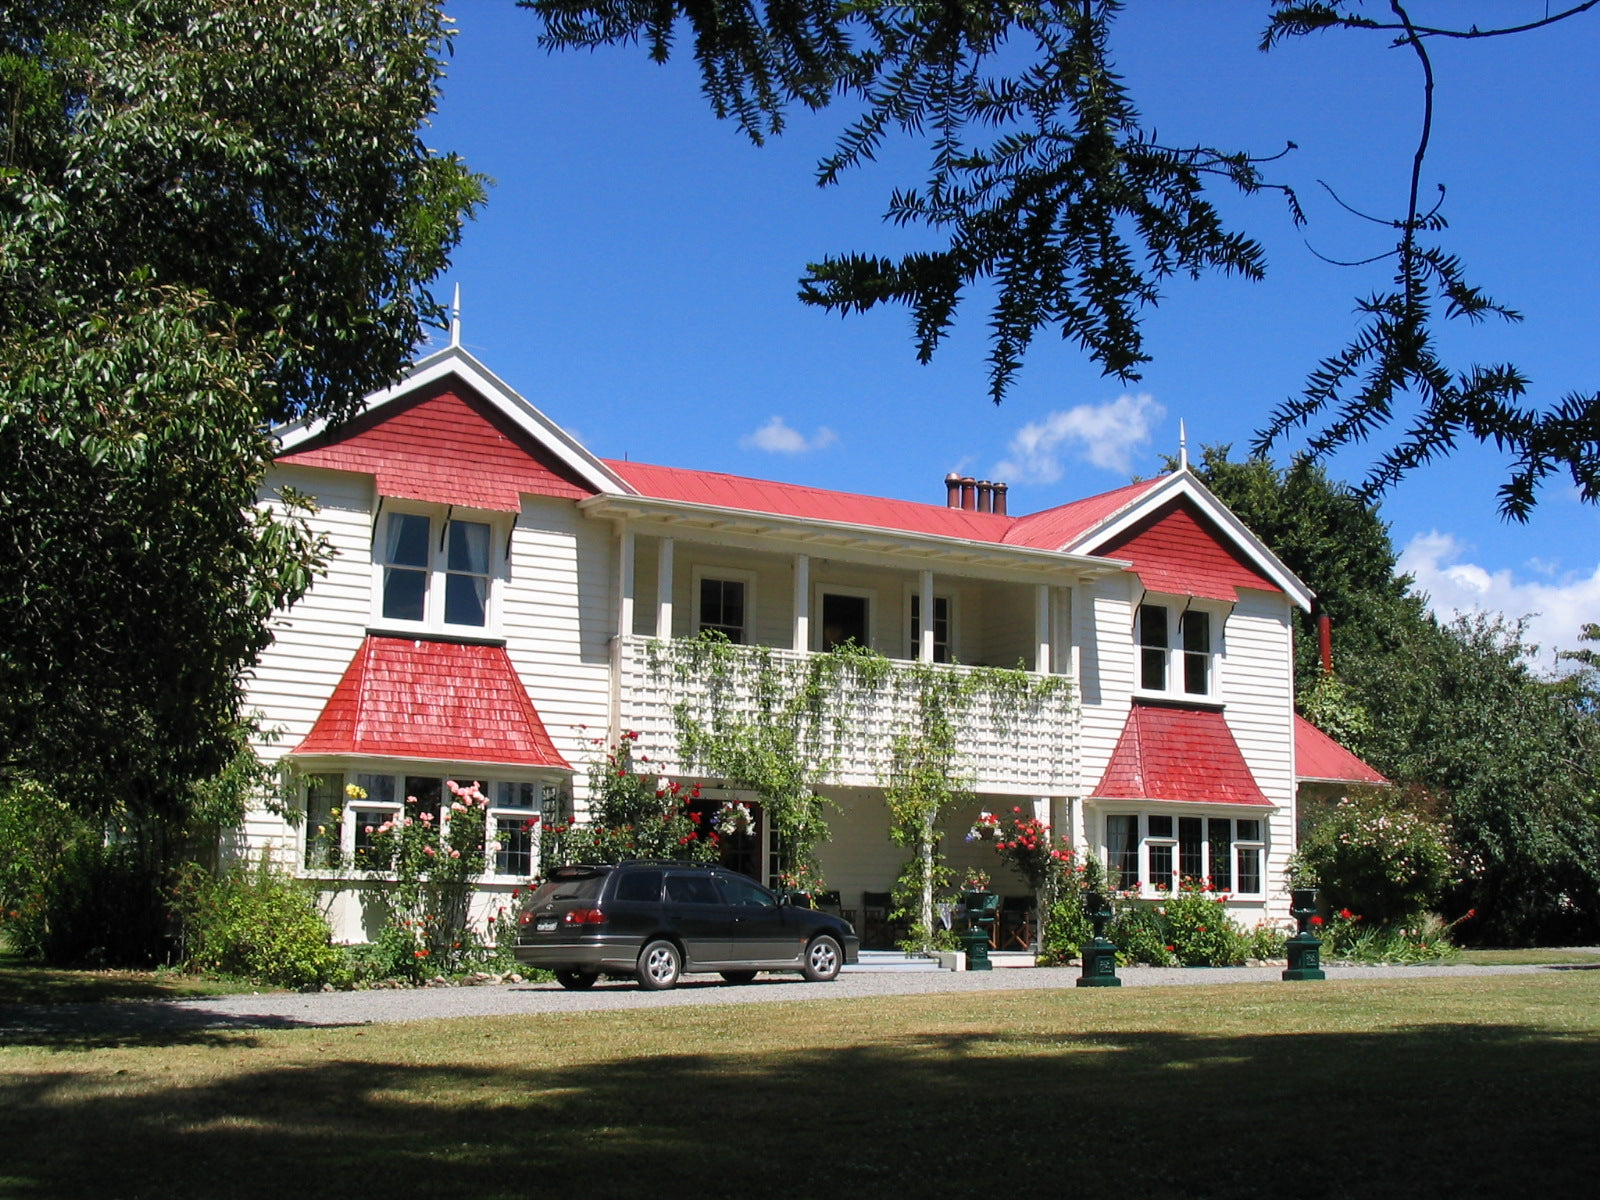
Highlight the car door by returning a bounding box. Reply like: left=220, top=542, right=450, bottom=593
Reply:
left=718, top=873, right=800, bottom=965
left=662, top=870, right=731, bottom=968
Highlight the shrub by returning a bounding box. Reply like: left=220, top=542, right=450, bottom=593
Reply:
left=1318, top=907, right=1462, bottom=964
left=176, top=860, right=341, bottom=988
left=1161, top=882, right=1250, bottom=966
left=1109, top=904, right=1175, bottom=967
left=1296, top=790, right=1452, bottom=925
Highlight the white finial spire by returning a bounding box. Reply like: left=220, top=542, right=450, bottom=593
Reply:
left=449, top=283, right=462, bottom=348
left=1178, top=419, right=1188, bottom=471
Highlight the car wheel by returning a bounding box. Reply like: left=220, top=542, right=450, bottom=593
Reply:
left=720, top=970, right=757, bottom=985
left=636, top=939, right=682, bottom=990
left=555, top=970, right=598, bottom=991
left=802, top=934, right=843, bottom=982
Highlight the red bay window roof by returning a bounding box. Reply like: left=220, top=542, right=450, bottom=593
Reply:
left=1092, top=702, right=1272, bottom=807
left=292, top=636, right=570, bottom=770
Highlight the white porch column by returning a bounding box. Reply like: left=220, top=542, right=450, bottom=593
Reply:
left=1035, top=583, right=1052, bottom=674
left=793, top=554, right=810, bottom=651
left=919, top=569, right=936, bottom=663
left=617, top=526, right=635, bottom=639
left=655, top=536, right=674, bottom=640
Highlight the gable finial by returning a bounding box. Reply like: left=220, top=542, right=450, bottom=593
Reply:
left=449, top=283, right=462, bottom=348
left=1178, top=418, right=1188, bottom=471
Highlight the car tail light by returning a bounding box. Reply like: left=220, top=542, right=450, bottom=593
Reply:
left=562, top=907, right=606, bottom=926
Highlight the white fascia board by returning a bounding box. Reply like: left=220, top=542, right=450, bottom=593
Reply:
left=271, top=346, right=635, bottom=497
left=1062, top=470, right=1314, bottom=612
left=579, top=492, right=1132, bottom=583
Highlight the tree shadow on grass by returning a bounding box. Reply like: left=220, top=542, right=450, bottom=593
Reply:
left=2, top=1019, right=1597, bottom=1199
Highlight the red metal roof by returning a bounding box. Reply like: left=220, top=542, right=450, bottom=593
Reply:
left=1090, top=498, right=1281, bottom=601
left=1002, top=478, right=1165, bottom=550
left=291, top=636, right=571, bottom=769
left=605, top=459, right=1015, bottom=540
left=1091, top=702, right=1272, bottom=806
left=1294, top=715, right=1388, bottom=784
left=280, top=380, right=595, bottom=511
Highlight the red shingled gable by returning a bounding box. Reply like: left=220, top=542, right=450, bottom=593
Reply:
left=1092, top=702, right=1272, bottom=806
left=280, top=380, right=595, bottom=511
left=1090, top=498, right=1280, bottom=601
left=292, top=636, right=571, bottom=769
left=605, top=459, right=1013, bottom=541
left=1295, top=715, right=1387, bottom=784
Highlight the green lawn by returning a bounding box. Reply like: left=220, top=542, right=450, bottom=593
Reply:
left=3, top=971, right=1597, bottom=1199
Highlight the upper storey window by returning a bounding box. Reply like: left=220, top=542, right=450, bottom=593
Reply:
left=378, top=509, right=496, bottom=631
left=1138, top=603, right=1214, bottom=697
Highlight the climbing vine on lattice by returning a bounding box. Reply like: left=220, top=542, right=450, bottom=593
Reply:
left=645, top=632, right=1072, bottom=898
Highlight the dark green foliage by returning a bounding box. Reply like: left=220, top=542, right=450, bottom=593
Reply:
left=0, top=1, right=482, bottom=961
left=525, top=0, right=1599, bottom=511
left=1194, top=448, right=1600, bottom=943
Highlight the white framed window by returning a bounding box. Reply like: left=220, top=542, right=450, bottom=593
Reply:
left=907, top=591, right=953, bottom=662
left=302, top=766, right=562, bottom=880
left=1101, top=811, right=1265, bottom=898
left=1137, top=602, right=1218, bottom=697
left=815, top=585, right=874, bottom=652
left=692, top=567, right=754, bottom=643
left=374, top=505, right=502, bottom=634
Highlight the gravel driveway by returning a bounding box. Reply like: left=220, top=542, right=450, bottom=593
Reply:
left=3, top=958, right=1582, bottom=1042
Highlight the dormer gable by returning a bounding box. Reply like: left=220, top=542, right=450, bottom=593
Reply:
left=273, top=345, right=632, bottom=508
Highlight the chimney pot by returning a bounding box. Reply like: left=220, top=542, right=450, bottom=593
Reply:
left=992, top=482, right=1008, bottom=516
left=976, top=480, right=993, bottom=513
left=944, top=472, right=962, bottom=508
left=960, top=476, right=977, bottom=511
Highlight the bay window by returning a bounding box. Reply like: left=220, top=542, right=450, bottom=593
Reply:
left=301, top=768, right=562, bottom=879
left=1103, top=812, right=1265, bottom=897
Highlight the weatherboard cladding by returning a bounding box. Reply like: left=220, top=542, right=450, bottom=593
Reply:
left=1294, top=714, right=1388, bottom=785
left=279, top=380, right=595, bottom=511
left=292, top=635, right=571, bottom=769
left=1091, top=498, right=1280, bottom=602
left=1092, top=701, right=1272, bottom=807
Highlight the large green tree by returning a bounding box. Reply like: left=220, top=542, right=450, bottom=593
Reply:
left=0, top=0, right=482, bottom=958
left=522, top=0, right=1599, bottom=517
left=1193, top=450, right=1600, bottom=943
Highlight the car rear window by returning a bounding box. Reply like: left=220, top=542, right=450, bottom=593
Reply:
left=613, top=869, right=663, bottom=903
left=526, top=869, right=606, bottom=906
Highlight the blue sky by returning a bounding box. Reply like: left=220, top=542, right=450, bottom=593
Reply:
left=425, top=2, right=1599, bottom=666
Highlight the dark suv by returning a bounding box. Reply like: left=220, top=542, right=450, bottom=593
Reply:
left=514, top=861, right=860, bottom=990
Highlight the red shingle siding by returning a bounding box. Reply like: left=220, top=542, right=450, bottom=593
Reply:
left=1092, top=498, right=1280, bottom=601
left=1092, top=702, right=1272, bottom=806
left=1294, top=715, right=1387, bottom=784
left=292, top=636, right=571, bottom=769
left=281, top=381, right=595, bottom=511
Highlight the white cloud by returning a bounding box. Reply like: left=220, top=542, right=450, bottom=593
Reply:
left=994, top=393, right=1165, bottom=483
left=740, top=416, right=837, bottom=454
left=1397, top=530, right=1600, bottom=667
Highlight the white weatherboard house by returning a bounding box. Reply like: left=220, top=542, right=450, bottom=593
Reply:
left=244, top=343, right=1374, bottom=945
